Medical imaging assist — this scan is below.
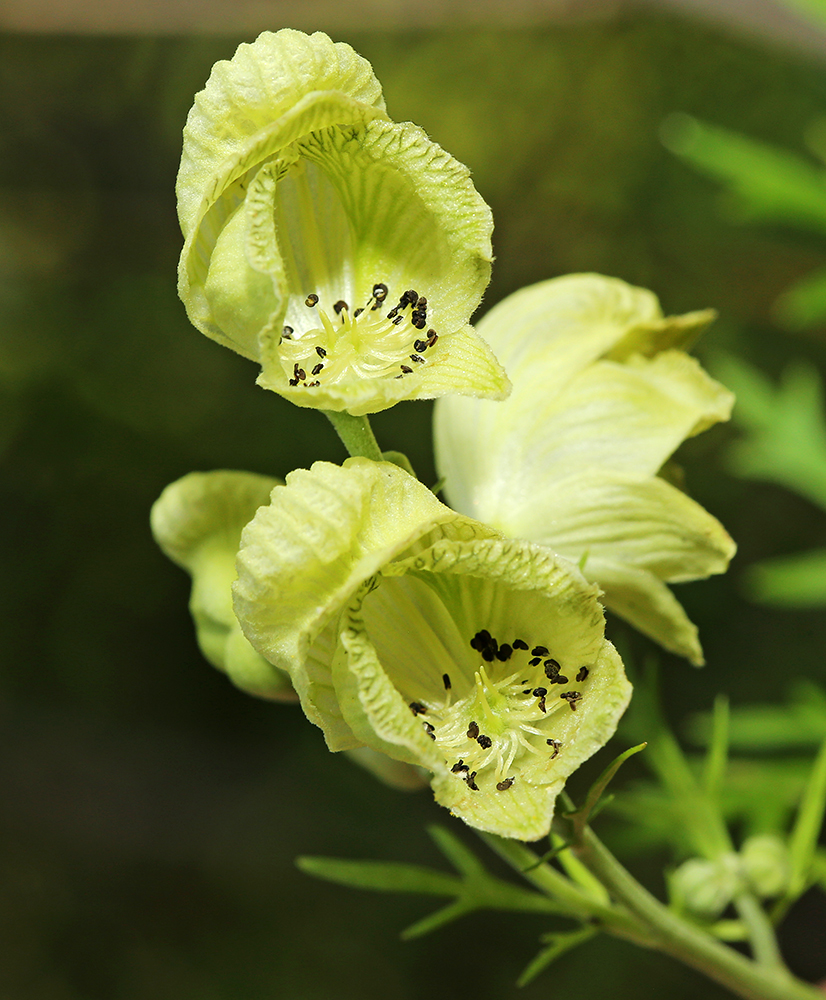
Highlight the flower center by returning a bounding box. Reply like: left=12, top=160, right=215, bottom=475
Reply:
left=278, top=284, right=439, bottom=387
left=409, top=630, right=590, bottom=793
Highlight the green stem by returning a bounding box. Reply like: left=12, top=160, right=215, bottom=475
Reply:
left=571, top=827, right=821, bottom=1000
left=324, top=411, right=383, bottom=461
left=479, top=834, right=656, bottom=949
left=733, top=892, right=786, bottom=970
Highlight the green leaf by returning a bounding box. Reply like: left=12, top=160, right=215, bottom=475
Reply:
left=689, top=683, right=826, bottom=753
left=712, top=353, right=826, bottom=513
left=662, top=114, right=826, bottom=236
left=774, top=265, right=826, bottom=330
left=745, top=549, right=826, bottom=607
left=570, top=742, right=648, bottom=836
left=702, top=696, right=730, bottom=800
left=781, top=737, right=826, bottom=911
left=428, top=825, right=486, bottom=878
left=516, top=926, right=598, bottom=987
left=296, top=856, right=461, bottom=896
left=401, top=900, right=472, bottom=939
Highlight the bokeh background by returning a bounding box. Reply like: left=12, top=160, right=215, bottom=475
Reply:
left=2, top=3, right=826, bottom=998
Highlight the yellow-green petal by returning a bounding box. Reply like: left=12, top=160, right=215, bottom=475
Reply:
left=434, top=273, right=735, bottom=662
left=177, top=29, right=505, bottom=414
left=150, top=470, right=295, bottom=700
left=234, top=459, right=632, bottom=840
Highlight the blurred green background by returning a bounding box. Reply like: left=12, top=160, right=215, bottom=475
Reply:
left=2, top=10, right=826, bottom=999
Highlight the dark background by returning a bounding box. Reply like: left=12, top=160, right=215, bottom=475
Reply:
left=2, top=11, right=825, bottom=999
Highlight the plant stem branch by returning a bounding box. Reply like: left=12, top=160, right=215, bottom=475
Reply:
left=324, top=411, right=383, bottom=461
left=571, top=826, right=821, bottom=1000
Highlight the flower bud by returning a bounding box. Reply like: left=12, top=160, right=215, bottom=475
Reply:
left=151, top=470, right=296, bottom=701
left=740, top=834, right=791, bottom=898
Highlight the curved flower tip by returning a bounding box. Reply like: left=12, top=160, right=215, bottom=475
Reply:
left=434, top=273, right=736, bottom=665
left=233, top=458, right=632, bottom=840
left=151, top=470, right=296, bottom=701
left=178, top=29, right=506, bottom=415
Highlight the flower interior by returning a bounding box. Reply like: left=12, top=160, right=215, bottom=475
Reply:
left=280, top=283, right=439, bottom=389
left=356, top=572, right=598, bottom=797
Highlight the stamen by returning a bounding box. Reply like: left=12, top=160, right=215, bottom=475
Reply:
left=305, top=293, right=319, bottom=307
left=576, top=666, right=590, bottom=682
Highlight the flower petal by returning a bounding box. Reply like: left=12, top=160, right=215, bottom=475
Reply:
left=178, top=29, right=386, bottom=242
left=334, top=536, right=630, bottom=840
left=495, top=469, right=735, bottom=665
left=434, top=274, right=734, bottom=661
left=178, top=30, right=503, bottom=414
left=233, top=459, right=497, bottom=748
left=234, top=459, right=632, bottom=838
left=150, top=470, right=295, bottom=699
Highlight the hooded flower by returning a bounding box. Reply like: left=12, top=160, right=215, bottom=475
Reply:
left=233, top=458, right=631, bottom=840
left=151, top=469, right=296, bottom=701
left=177, top=29, right=509, bottom=415
left=433, top=274, right=736, bottom=665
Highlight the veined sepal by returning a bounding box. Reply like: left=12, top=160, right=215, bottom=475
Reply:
left=234, top=459, right=632, bottom=840
left=177, top=29, right=508, bottom=414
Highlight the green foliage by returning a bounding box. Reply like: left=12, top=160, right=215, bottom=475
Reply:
left=710, top=353, right=826, bottom=605
left=662, top=112, right=826, bottom=328
left=298, top=826, right=570, bottom=942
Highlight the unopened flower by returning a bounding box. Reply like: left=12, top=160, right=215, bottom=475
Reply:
left=233, top=458, right=631, bottom=840
left=177, top=29, right=509, bottom=415
left=434, top=273, right=736, bottom=664
left=151, top=470, right=296, bottom=701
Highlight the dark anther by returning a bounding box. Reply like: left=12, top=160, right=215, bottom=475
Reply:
left=315, top=346, right=327, bottom=358
left=576, top=666, right=590, bottom=682
left=544, top=659, right=560, bottom=680
left=423, top=721, right=436, bottom=738
left=412, top=315, right=427, bottom=329
left=466, top=772, right=479, bottom=791
left=532, top=687, right=547, bottom=698
left=522, top=689, right=532, bottom=695
left=311, top=363, right=324, bottom=376
left=400, top=364, right=413, bottom=374
left=554, top=675, right=569, bottom=685
left=496, top=778, right=514, bottom=791
left=413, top=339, right=428, bottom=353
left=295, top=368, right=306, bottom=381
left=409, top=702, right=427, bottom=715
left=410, top=354, right=425, bottom=363
left=560, top=692, right=582, bottom=711
left=289, top=378, right=298, bottom=386
left=416, top=296, right=427, bottom=308
left=477, top=735, right=493, bottom=749
left=353, top=308, right=363, bottom=318
left=529, top=657, right=541, bottom=667
left=467, top=721, right=479, bottom=740
left=372, top=283, right=388, bottom=301
left=333, top=300, right=348, bottom=314
left=451, top=759, right=469, bottom=773
left=546, top=739, right=561, bottom=759
left=442, top=673, right=452, bottom=690
left=305, top=294, right=319, bottom=307
left=387, top=306, right=399, bottom=319
left=392, top=315, right=404, bottom=325
left=532, top=646, right=549, bottom=657
left=481, top=647, right=495, bottom=662
left=283, top=325, right=294, bottom=338
left=512, top=639, right=529, bottom=650
left=406, top=289, right=418, bottom=303
left=427, top=332, right=438, bottom=347
left=478, top=630, right=491, bottom=642
left=307, top=380, right=320, bottom=387
left=496, top=643, right=513, bottom=661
